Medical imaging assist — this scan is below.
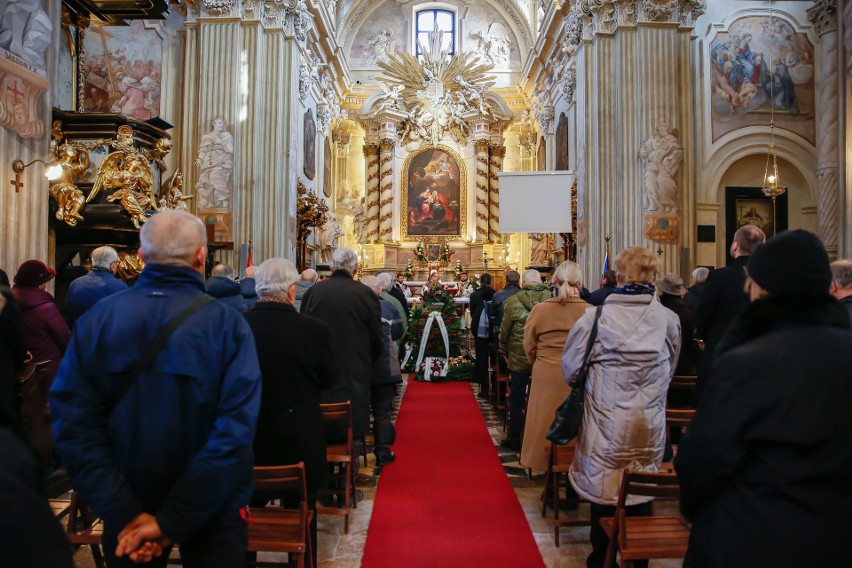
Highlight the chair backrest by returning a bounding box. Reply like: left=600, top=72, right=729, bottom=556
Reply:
left=615, top=470, right=681, bottom=509
left=665, top=408, right=696, bottom=430
left=254, top=462, right=308, bottom=501
left=320, top=401, right=354, bottom=448
left=669, top=375, right=697, bottom=390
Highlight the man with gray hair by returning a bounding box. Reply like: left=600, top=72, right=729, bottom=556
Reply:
left=207, top=263, right=247, bottom=312
left=295, top=268, right=318, bottom=312
left=50, top=209, right=262, bottom=566
left=686, top=266, right=710, bottom=311
left=830, top=259, right=852, bottom=322
left=65, top=246, right=127, bottom=326
left=301, top=248, right=382, bottom=470
left=377, top=272, right=407, bottom=336
left=498, top=269, right=549, bottom=450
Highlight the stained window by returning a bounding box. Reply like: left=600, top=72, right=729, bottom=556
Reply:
left=415, top=9, right=455, bottom=57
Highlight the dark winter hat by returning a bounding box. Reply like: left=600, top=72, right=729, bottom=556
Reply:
left=747, top=230, right=831, bottom=297
left=14, top=260, right=56, bottom=288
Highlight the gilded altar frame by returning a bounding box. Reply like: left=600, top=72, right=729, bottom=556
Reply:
left=401, top=144, right=467, bottom=242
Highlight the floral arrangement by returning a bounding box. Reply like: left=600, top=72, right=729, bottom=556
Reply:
left=446, top=356, right=475, bottom=381
left=403, top=260, right=414, bottom=280
left=415, top=241, right=427, bottom=263
left=404, top=286, right=466, bottom=381
left=453, top=259, right=464, bottom=281
left=440, top=243, right=453, bottom=263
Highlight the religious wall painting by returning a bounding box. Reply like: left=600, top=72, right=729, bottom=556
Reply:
left=0, top=0, right=52, bottom=138
left=81, top=21, right=163, bottom=121
left=195, top=117, right=235, bottom=242
left=710, top=16, right=814, bottom=144
left=304, top=108, right=316, bottom=180
left=322, top=137, right=333, bottom=197
left=537, top=137, right=546, bottom=171
left=349, top=9, right=407, bottom=69
left=555, top=113, right=569, bottom=171
left=402, top=145, right=467, bottom=240
left=725, top=187, right=788, bottom=262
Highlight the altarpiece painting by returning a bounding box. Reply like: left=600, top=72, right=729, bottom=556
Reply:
left=402, top=146, right=466, bottom=240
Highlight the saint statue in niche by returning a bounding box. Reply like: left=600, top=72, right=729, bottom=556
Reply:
left=638, top=122, right=683, bottom=214
left=195, top=118, right=235, bottom=210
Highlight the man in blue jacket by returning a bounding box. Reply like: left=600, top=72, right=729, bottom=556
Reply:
left=50, top=210, right=262, bottom=567
left=65, top=246, right=127, bottom=326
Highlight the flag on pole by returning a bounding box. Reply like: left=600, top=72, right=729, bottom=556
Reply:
left=602, top=251, right=610, bottom=272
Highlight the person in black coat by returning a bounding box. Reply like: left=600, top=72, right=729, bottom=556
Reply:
left=301, top=248, right=382, bottom=454
left=694, top=224, right=764, bottom=402
left=243, top=258, right=335, bottom=568
left=657, top=273, right=700, bottom=378
left=469, top=273, right=495, bottom=399
left=0, top=270, right=27, bottom=419
left=587, top=270, right=616, bottom=306
left=675, top=230, right=852, bottom=568
left=685, top=266, right=709, bottom=312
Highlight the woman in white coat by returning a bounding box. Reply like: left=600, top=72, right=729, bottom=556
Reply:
left=561, top=246, right=681, bottom=568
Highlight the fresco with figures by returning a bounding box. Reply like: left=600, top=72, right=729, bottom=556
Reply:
left=710, top=16, right=814, bottom=144
left=83, top=21, right=162, bottom=120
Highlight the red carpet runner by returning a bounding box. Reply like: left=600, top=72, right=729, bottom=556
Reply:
left=361, top=381, right=546, bottom=568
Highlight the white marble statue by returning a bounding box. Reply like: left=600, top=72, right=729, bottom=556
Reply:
left=316, top=212, right=343, bottom=263
left=194, top=118, right=235, bottom=210
left=0, top=0, right=52, bottom=73
left=638, top=122, right=683, bottom=214
left=366, top=28, right=397, bottom=64
left=529, top=233, right=555, bottom=266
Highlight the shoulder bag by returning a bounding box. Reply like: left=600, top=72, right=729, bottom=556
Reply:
left=545, top=305, right=603, bottom=446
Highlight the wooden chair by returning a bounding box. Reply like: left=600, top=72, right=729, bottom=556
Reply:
left=666, top=408, right=696, bottom=431
left=669, top=374, right=698, bottom=394
left=248, top=463, right=313, bottom=568
left=541, top=443, right=590, bottom=546
left=317, top=401, right=355, bottom=534
left=63, top=490, right=105, bottom=568
left=599, top=471, right=690, bottom=568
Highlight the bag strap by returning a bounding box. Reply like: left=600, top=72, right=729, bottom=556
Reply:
left=109, top=295, right=213, bottom=412
left=573, top=305, right=603, bottom=388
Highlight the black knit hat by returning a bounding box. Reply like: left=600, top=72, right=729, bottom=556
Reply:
left=747, top=230, right=831, bottom=297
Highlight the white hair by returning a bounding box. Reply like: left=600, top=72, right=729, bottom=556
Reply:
left=831, top=260, right=852, bottom=289
left=691, top=266, right=710, bottom=285
left=255, top=258, right=299, bottom=298
left=522, top=269, right=542, bottom=286
left=212, top=264, right=236, bottom=279
left=361, top=275, right=382, bottom=293
left=331, top=247, right=358, bottom=275
left=140, top=210, right=207, bottom=266
left=91, top=246, right=119, bottom=269
left=377, top=272, right=394, bottom=292
left=301, top=268, right=318, bottom=282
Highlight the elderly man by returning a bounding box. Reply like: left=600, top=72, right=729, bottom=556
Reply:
left=301, top=248, right=382, bottom=469
left=240, top=265, right=259, bottom=309
left=498, top=269, right=550, bottom=451
left=830, top=260, right=852, bottom=322
left=295, top=268, right=318, bottom=312
left=206, top=264, right=247, bottom=312
left=377, top=272, right=407, bottom=338
left=50, top=210, right=262, bottom=566
left=362, top=276, right=405, bottom=467
left=694, top=224, right=765, bottom=401
left=65, top=246, right=127, bottom=326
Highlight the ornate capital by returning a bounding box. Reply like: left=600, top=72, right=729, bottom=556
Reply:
left=538, top=106, right=555, bottom=134
left=489, top=144, right=507, bottom=158
left=808, top=0, right=838, bottom=36
left=379, top=137, right=395, bottom=151
left=561, top=68, right=577, bottom=106
left=363, top=143, right=380, bottom=157
left=641, top=0, right=677, bottom=22
left=316, top=103, right=332, bottom=136
left=474, top=139, right=491, bottom=153
left=202, top=0, right=236, bottom=17
left=617, top=0, right=638, bottom=26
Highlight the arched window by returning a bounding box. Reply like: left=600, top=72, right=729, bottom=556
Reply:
left=415, top=8, right=455, bottom=57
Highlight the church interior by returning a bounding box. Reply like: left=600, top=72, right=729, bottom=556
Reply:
left=2, top=0, right=852, bottom=566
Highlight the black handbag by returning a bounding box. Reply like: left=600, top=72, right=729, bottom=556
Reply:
left=545, top=305, right=603, bottom=445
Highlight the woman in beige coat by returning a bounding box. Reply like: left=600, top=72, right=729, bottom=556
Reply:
left=520, top=261, right=590, bottom=472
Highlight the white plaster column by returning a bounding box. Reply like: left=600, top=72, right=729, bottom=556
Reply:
left=363, top=142, right=380, bottom=242
left=378, top=137, right=394, bottom=242
left=808, top=0, right=840, bottom=259
left=489, top=144, right=506, bottom=244
left=474, top=139, right=490, bottom=243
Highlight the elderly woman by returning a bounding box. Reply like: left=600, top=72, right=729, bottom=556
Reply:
left=520, top=261, right=589, bottom=473
left=561, top=247, right=681, bottom=568
left=243, top=258, right=335, bottom=566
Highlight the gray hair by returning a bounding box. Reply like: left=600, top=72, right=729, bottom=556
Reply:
left=255, top=257, right=299, bottom=298
left=831, top=260, right=852, bottom=289
left=331, top=247, right=358, bottom=275
left=691, top=266, right=710, bottom=285
left=377, top=272, right=394, bottom=292
left=301, top=268, right=318, bottom=282
left=211, top=264, right=236, bottom=279
left=361, top=275, right=382, bottom=293
left=140, top=210, right=207, bottom=266
left=522, top=269, right=542, bottom=286
left=91, top=246, right=119, bottom=269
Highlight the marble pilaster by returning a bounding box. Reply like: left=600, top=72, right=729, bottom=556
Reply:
left=474, top=139, right=490, bottom=243
left=363, top=143, right=380, bottom=243
left=378, top=138, right=394, bottom=242
left=808, top=0, right=840, bottom=259
left=488, top=145, right=506, bottom=244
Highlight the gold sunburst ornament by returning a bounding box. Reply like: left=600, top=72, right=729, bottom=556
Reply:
left=375, top=23, right=497, bottom=146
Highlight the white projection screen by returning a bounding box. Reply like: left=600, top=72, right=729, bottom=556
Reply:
left=497, top=171, right=575, bottom=233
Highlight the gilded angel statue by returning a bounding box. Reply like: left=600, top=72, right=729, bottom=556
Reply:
left=49, top=142, right=90, bottom=226
left=158, top=170, right=193, bottom=210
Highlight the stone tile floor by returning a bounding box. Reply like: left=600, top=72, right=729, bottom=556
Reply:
left=73, top=380, right=681, bottom=567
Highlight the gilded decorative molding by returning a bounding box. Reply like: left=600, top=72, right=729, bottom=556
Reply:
left=474, top=139, right=491, bottom=153
left=362, top=143, right=380, bottom=157
left=808, top=0, right=838, bottom=37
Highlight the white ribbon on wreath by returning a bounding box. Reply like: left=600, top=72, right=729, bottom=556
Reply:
left=411, top=310, right=450, bottom=381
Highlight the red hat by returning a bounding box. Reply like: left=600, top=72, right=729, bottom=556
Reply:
left=14, top=260, right=56, bottom=288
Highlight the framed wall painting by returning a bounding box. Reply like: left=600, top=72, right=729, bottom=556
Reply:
left=401, top=145, right=466, bottom=240
left=304, top=109, right=316, bottom=180
left=725, top=186, right=788, bottom=264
